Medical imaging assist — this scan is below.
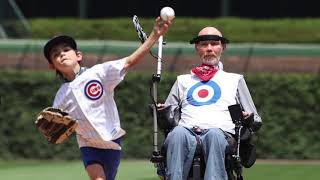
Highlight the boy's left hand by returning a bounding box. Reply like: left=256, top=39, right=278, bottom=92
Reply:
left=35, top=107, right=78, bottom=144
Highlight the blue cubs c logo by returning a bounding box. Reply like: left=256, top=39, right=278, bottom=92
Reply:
left=187, top=81, right=221, bottom=106
left=84, top=80, right=103, bottom=100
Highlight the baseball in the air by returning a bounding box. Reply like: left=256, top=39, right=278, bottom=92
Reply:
left=160, top=7, right=175, bottom=21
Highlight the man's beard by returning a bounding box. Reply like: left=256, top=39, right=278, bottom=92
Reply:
left=201, top=55, right=221, bottom=66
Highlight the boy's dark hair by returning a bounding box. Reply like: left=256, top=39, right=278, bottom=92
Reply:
left=43, top=35, right=77, bottom=63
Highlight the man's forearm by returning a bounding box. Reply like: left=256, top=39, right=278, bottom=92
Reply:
left=237, top=77, right=262, bottom=131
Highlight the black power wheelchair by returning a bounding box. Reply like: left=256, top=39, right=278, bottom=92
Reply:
left=150, top=103, right=261, bottom=180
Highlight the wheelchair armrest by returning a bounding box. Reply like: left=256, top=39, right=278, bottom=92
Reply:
left=244, top=113, right=263, bottom=132
left=149, top=104, right=180, bottom=131
left=252, top=121, right=262, bottom=132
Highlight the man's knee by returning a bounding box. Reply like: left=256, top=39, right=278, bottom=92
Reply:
left=202, top=128, right=228, bottom=148
left=205, top=128, right=227, bottom=139
left=164, top=126, right=196, bottom=151
left=206, top=128, right=224, bottom=136
left=166, top=126, right=188, bottom=141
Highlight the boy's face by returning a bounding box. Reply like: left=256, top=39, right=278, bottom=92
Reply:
left=49, top=43, right=82, bottom=73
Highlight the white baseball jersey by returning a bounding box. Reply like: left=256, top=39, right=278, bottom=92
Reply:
left=168, top=70, right=242, bottom=134
left=53, top=58, right=127, bottom=150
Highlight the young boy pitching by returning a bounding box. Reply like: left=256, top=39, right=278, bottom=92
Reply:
left=43, top=17, right=173, bottom=180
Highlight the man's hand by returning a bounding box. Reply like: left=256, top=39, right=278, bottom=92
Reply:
left=242, top=111, right=252, bottom=119
left=242, top=111, right=254, bottom=128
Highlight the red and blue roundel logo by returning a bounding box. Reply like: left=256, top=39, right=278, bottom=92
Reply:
left=187, top=81, right=221, bottom=106
left=84, top=80, right=103, bottom=100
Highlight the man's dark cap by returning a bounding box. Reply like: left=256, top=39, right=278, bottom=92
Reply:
left=43, top=35, right=77, bottom=63
left=190, top=35, right=230, bottom=44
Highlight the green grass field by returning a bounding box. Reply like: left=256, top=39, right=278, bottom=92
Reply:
left=0, top=159, right=319, bottom=180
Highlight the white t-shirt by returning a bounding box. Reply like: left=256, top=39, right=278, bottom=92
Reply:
left=53, top=58, right=127, bottom=150
left=169, top=70, right=242, bottom=134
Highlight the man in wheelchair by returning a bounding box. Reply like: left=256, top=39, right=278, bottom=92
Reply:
left=154, top=27, right=262, bottom=180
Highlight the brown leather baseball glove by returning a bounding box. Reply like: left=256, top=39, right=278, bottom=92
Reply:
left=35, top=107, right=78, bottom=144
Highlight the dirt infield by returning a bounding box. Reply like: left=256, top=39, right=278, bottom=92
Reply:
left=1, top=52, right=320, bottom=74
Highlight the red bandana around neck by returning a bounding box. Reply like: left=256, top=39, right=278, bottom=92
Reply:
left=191, top=64, right=218, bottom=81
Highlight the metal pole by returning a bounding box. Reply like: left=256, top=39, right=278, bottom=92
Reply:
left=152, top=81, right=159, bottom=152
left=0, top=25, right=8, bottom=39
left=221, top=0, right=231, bottom=17
left=8, top=0, right=31, bottom=36
left=157, top=36, right=163, bottom=75
left=152, top=35, right=163, bottom=152
left=79, top=0, right=87, bottom=18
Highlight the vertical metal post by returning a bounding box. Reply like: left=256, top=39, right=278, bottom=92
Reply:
left=152, top=35, right=163, bottom=152
left=221, top=0, right=231, bottom=17
left=157, top=36, right=163, bottom=75
left=79, top=0, right=87, bottom=18
left=152, top=80, right=159, bottom=152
